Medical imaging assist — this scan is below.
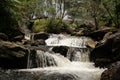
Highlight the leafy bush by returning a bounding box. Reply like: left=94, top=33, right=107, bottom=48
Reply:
left=32, top=19, right=46, bottom=33
left=45, top=18, right=68, bottom=34
left=32, top=18, right=72, bottom=34
left=71, top=23, right=77, bottom=28
left=0, top=0, right=24, bottom=38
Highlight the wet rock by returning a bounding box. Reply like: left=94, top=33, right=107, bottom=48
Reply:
left=101, top=61, right=120, bottom=80
left=100, top=32, right=113, bottom=43
left=23, top=39, right=46, bottom=47
left=0, top=41, right=28, bottom=69
left=52, top=46, right=69, bottom=57
left=31, top=39, right=46, bottom=46
left=34, top=32, right=49, bottom=40
left=23, top=39, right=31, bottom=45
left=85, top=40, right=98, bottom=48
left=90, top=32, right=120, bottom=67
left=52, top=46, right=79, bottom=61
left=0, top=33, right=8, bottom=41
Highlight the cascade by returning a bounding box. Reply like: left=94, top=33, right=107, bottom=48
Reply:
left=0, top=34, right=105, bottom=80
left=36, top=50, right=57, bottom=67
left=27, top=50, right=58, bottom=68
left=46, top=34, right=91, bottom=62
left=67, top=48, right=90, bottom=62
left=46, top=34, right=91, bottom=48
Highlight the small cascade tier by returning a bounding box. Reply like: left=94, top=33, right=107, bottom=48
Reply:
left=46, top=34, right=92, bottom=48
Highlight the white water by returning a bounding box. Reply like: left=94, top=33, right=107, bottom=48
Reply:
left=22, top=34, right=105, bottom=80
left=44, top=34, right=105, bottom=80
left=46, top=34, right=91, bottom=48
left=18, top=62, right=104, bottom=80
left=0, top=34, right=105, bottom=80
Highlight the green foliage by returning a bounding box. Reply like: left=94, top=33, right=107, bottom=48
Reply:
left=65, top=0, right=85, bottom=18
left=19, top=0, right=36, bottom=24
left=31, top=18, right=69, bottom=33
left=32, top=19, right=46, bottom=33
left=71, top=23, right=77, bottom=28
left=101, top=0, right=120, bottom=28
left=1, top=0, right=120, bottom=38
left=45, top=18, right=68, bottom=33
left=0, top=0, right=36, bottom=38
left=0, top=0, right=22, bottom=37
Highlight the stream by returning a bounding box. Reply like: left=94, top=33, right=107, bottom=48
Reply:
left=0, top=34, right=105, bottom=80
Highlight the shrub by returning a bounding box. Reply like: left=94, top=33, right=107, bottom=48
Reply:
left=32, top=19, right=46, bottom=33
left=45, top=18, right=68, bottom=34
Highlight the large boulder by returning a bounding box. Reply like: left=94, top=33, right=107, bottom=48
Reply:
left=90, top=32, right=120, bottom=67
left=52, top=46, right=80, bottom=61
left=33, top=32, right=49, bottom=40
left=86, top=28, right=117, bottom=41
left=52, top=46, right=69, bottom=57
left=0, top=41, right=28, bottom=69
left=31, top=39, right=46, bottom=46
left=85, top=40, right=98, bottom=48
left=101, top=61, right=120, bottom=80
left=23, top=39, right=46, bottom=47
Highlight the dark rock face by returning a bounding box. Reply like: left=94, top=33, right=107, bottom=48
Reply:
left=0, top=41, right=28, bottom=69
left=101, top=61, right=120, bottom=80
left=7, top=28, right=25, bottom=42
left=31, top=39, right=46, bottom=46
left=11, top=35, right=24, bottom=42
left=86, top=28, right=117, bottom=41
left=73, top=23, right=95, bottom=36
left=90, top=32, right=120, bottom=67
left=0, top=32, right=24, bottom=42
left=23, top=39, right=46, bottom=47
left=0, top=33, right=8, bottom=41
left=34, top=32, right=49, bottom=40
left=85, top=40, right=98, bottom=48
left=52, top=46, right=69, bottom=57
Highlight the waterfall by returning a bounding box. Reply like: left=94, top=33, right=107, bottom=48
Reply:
left=67, top=48, right=90, bottom=62
left=0, top=34, right=105, bottom=80
left=46, top=34, right=91, bottom=62
left=1, top=62, right=104, bottom=80
left=46, top=34, right=91, bottom=48
left=26, top=50, right=71, bottom=68
left=36, top=50, right=57, bottom=67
